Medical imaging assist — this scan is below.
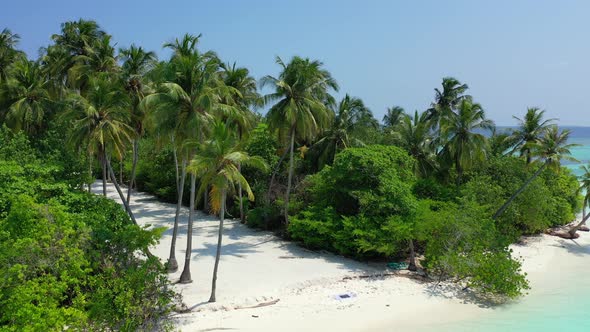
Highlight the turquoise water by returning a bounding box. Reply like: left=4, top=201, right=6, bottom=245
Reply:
left=419, top=128, right=590, bottom=332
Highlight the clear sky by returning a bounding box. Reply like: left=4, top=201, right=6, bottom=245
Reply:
left=2, top=0, right=589, bottom=125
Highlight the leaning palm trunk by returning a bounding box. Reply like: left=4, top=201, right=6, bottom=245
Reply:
left=569, top=206, right=589, bottom=238
left=126, top=139, right=139, bottom=205
left=168, top=157, right=187, bottom=272
left=493, top=160, right=548, bottom=220
left=105, top=154, right=138, bottom=226
left=179, top=173, right=197, bottom=283
left=209, top=189, right=227, bottom=303
left=284, top=130, right=296, bottom=226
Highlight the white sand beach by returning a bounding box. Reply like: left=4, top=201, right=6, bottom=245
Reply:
left=93, top=182, right=590, bottom=332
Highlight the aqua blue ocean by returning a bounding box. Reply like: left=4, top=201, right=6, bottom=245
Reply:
left=423, top=127, right=590, bottom=332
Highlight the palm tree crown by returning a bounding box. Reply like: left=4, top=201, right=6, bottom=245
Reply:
left=509, top=107, right=556, bottom=164
left=440, top=98, right=494, bottom=183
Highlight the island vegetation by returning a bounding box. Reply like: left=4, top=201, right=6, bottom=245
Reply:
left=0, top=20, right=588, bottom=330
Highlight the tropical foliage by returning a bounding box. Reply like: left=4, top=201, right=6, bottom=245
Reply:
left=0, top=20, right=584, bottom=328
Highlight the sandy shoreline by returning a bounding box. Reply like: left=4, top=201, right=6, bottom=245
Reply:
left=93, top=182, right=590, bottom=331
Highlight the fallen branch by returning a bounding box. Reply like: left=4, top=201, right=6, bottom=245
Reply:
left=235, top=299, right=280, bottom=310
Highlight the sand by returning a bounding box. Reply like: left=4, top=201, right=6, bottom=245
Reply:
left=92, top=181, right=590, bottom=332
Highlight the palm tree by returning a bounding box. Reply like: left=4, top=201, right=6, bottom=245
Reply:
left=188, top=121, right=267, bottom=302
left=313, top=94, right=377, bottom=169
left=508, top=107, right=556, bottom=164
left=219, top=62, right=260, bottom=223
left=62, top=75, right=135, bottom=223
left=261, top=56, right=338, bottom=225
left=51, top=19, right=106, bottom=57
left=143, top=37, right=235, bottom=279
left=382, top=106, right=405, bottom=128
left=568, top=165, right=590, bottom=237
left=163, top=33, right=201, bottom=59
left=391, top=111, right=437, bottom=177
left=119, top=45, right=157, bottom=206
left=493, top=126, right=578, bottom=220
left=69, top=35, right=119, bottom=93
left=0, top=28, right=24, bottom=83
left=440, top=98, right=494, bottom=184
left=426, top=77, right=470, bottom=126
left=489, top=127, right=513, bottom=157
left=3, top=59, right=52, bottom=135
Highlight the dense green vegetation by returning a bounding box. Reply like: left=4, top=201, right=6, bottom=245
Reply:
left=0, top=19, right=586, bottom=329
left=0, top=129, right=175, bottom=331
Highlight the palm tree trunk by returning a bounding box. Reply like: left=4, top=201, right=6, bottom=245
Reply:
left=168, top=157, right=187, bottom=273
left=101, top=152, right=107, bottom=196
left=105, top=154, right=138, bottom=226
left=569, top=213, right=590, bottom=238
left=284, top=130, right=296, bottom=226
left=126, top=139, right=139, bottom=205
left=119, top=159, right=123, bottom=184
left=266, top=146, right=291, bottom=204
left=408, top=239, right=417, bottom=271
left=203, top=188, right=209, bottom=213
left=493, top=161, right=548, bottom=220
left=179, top=173, right=196, bottom=284
left=209, top=188, right=227, bottom=303
left=88, top=154, right=93, bottom=193
left=568, top=200, right=588, bottom=238
left=238, top=163, right=245, bottom=224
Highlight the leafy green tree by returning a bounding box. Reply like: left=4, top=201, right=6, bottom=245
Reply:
left=390, top=111, right=437, bottom=177
left=262, top=56, right=338, bottom=225
left=188, top=121, right=267, bottom=302
left=439, top=98, right=493, bottom=184
left=312, top=94, right=378, bottom=169
left=494, top=126, right=578, bottom=220
left=119, top=45, right=157, bottom=206
left=290, top=145, right=418, bottom=262
left=3, top=59, right=53, bottom=135
left=508, top=107, right=555, bottom=164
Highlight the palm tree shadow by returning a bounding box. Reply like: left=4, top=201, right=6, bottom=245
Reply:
left=551, top=238, right=590, bottom=256
left=192, top=241, right=261, bottom=259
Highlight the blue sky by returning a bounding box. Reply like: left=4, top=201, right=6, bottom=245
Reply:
left=2, top=0, right=589, bottom=125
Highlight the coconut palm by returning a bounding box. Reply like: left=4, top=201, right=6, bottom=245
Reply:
left=493, top=126, right=578, bottom=220
left=261, top=56, right=338, bottom=225
left=426, top=77, right=470, bottom=126
left=163, top=33, right=202, bottom=59
left=68, top=35, right=119, bottom=93
left=568, top=165, right=590, bottom=237
left=391, top=111, right=437, bottom=177
left=188, top=121, right=268, bottom=302
left=489, top=127, right=513, bottom=157
left=313, top=94, right=377, bottom=169
left=440, top=98, right=494, bottom=184
left=51, top=19, right=106, bottom=57
left=3, top=59, right=52, bottom=135
left=382, top=106, right=405, bottom=128
left=62, top=75, right=135, bottom=224
left=220, top=62, right=261, bottom=223
left=143, top=38, right=235, bottom=279
left=508, top=107, right=556, bottom=164
left=119, top=45, right=157, bottom=206
left=0, top=28, right=24, bottom=83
